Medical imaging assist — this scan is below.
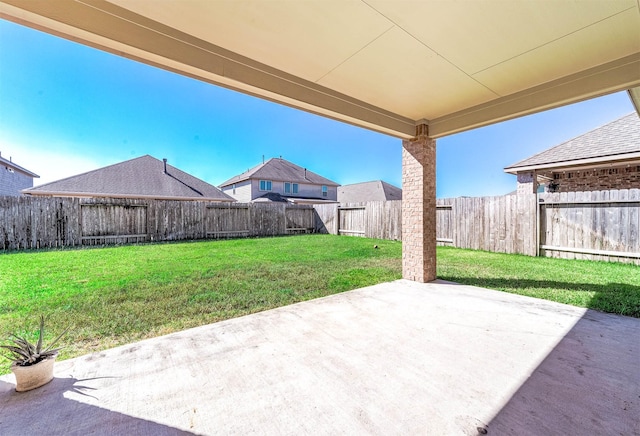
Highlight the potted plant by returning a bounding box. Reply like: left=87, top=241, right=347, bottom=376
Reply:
left=1, top=315, right=68, bottom=392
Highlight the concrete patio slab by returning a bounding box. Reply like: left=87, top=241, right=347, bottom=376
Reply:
left=1, top=279, right=638, bottom=435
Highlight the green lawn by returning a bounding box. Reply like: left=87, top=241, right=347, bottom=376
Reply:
left=0, top=235, right=401, bottom=373
left=438, top=246, right=640, bottom=318
left=1, top=235, right=638, bottom=375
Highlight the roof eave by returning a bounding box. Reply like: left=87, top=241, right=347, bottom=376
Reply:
left=21, top=190, right=235, bottom=202
left=629, top=87, right=640, bottom=117
left=219, top=175, right=249, bottom=188
left=504, top=151, right=640, bottom=174
left=0, top=159, right=40, bottom=178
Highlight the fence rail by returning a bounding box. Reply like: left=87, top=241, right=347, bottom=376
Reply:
left=435, top=194, right=537, bottom=256
left=538, top=189, right=640, bottom=263
left=3, top=190, right=638, bottom=265
left=0, top=197, right=315, bottom=250
left=435, top=189, right=639, bottom=265
left=313, top=190, right=638, bottom=265
left=313, top=201, right=401, bottom=240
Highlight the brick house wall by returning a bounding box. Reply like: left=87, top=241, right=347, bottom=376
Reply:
left=548, top=165, right=640, bottom=192
left=0, top=166, right=34, bottom=196
left=516, top=172, right=536, bottom=194
left=516, top=164, right=640, bottom=193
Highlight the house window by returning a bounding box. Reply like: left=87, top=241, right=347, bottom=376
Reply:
left=285, top=182, right=298, bottom=194
left=232, top=184, right=236, bottom=195
left=322, top=185, right=328, bottom=197
left=259, top=180, right=272, bottom=191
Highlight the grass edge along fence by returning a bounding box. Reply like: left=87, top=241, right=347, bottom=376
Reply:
left=435, top=189, right=640, bottom=265
left=0, top=196, right=315, bottom=250
left=3, top=190, right=639, bottom=266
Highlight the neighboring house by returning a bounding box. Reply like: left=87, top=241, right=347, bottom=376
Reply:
left=0, top=152, right=39, bottom=196
left=219, top=157, right=339, bottom=203
left=505, top=113, right=640, bottom=193
left=22, top=155, right=234, bottom=202
left=338, top=180, right=402, bottom=202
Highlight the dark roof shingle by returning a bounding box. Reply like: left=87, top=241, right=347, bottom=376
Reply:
left=23, top=155, right=233, bottom=201
left=505, top=113, right=640, bottom=171
left=338, top=180, right=402, bottom=202
left=220, top=157, right=339, bottom=187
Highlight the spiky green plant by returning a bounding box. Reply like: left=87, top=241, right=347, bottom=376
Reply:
left=0, top=316, right=69, bottom=367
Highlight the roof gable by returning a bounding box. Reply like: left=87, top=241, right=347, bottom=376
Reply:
left=505, top=113, right=640, bottom=171
left=220, top=157, right=339, bottom=187
left=23, top=155, right=233, bottom=201
left=338, top=180, right=402, bottom=202
left=0, top=154, right=39, bottom=178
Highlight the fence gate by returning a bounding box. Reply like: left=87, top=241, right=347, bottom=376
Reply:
left=338, top=206, right=365, bottom=236
left=436, top=203, right=453, bottom=245
left=285, top=206, right=315, bottom=234
left=80, top=203, right=148, bottom=245
left=205, top=204, right=250, bottom=238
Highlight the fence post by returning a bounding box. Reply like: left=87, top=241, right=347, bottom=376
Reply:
left=536, top=192, right=540, bottom=257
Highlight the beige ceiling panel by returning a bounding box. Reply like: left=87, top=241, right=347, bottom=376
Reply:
left=107, top=0, right=394, bottom=82
left=474, top=9, right=640, bottom=96
left=366, top=0, right=636, bottom=74
left=318, top=26, right=497, bottom=120
left=3, top=0, right=639, bottom=137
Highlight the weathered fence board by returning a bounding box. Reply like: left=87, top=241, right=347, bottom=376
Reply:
left=314, top=201, right=402, bottom=240
left=312, top=203, right=338, bottom=235
left=4, top=189, right=638, bottom=265
left=285, top=205, right=316, bottom=233
left=539, top=189, right=640, bottom=264
left=205, top=204, right=250, bottom=238
left=315, top=191, right=636, bottom=265
left=435, top=194, right=536, bottom=256
left=338, top=205, right=366, bottom=236
left=0, top=197, right=316, bottom=250
left=435, top=200, right=453, bottom=244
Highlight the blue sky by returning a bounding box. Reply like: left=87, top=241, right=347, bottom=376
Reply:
left=0, top=19, right=635, bottom=198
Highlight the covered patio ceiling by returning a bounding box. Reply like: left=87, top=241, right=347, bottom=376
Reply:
left=1, top=0, right=639, bottom=139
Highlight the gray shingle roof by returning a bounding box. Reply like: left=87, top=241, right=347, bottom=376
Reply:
left=0, top=154, right=39, bottom=178
left=219, top=157, right=339, bottom=187
left=505, top=113, right=640, bottom=171
left=338, top=180, right=402, bottom=202
left=23, top=155, right=233, bottom=201
left=252, top=192, right=336, bottom=203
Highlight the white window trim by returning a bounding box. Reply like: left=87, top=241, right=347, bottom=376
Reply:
left=259, top=180, right=272, bottom=191
left=284, top=182, right=299, bottom=194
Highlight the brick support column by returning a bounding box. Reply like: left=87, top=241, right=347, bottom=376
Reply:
left=402, top=124, right=436, bottom=282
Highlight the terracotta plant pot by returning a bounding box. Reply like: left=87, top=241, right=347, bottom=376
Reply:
left=11, top=355, right=57, bottom=392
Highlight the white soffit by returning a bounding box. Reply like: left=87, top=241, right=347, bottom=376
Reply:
left=630, top=87, right=640, bottom=116
left=107, top=0, right=395, bottom=84
left=1, top=0, right=639, bottom=139
left=316, top=26, right=498, bottom=120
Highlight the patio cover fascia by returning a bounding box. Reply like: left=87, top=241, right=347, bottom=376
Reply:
left=1, top=0, right=639, bottom=139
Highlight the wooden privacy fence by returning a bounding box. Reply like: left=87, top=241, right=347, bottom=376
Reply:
left=0, top=196, right=315, bottom=250
left=437, top=189, right=639, bottom=264
left=538, top=189, right=639, bottom=264
left=436, top=194, right=537, bottom=256
left=313, top=201, right=402, bottom=240
left=315, top=189, right=638, bottom=265
left=4, top=190, right=638, bottom=264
